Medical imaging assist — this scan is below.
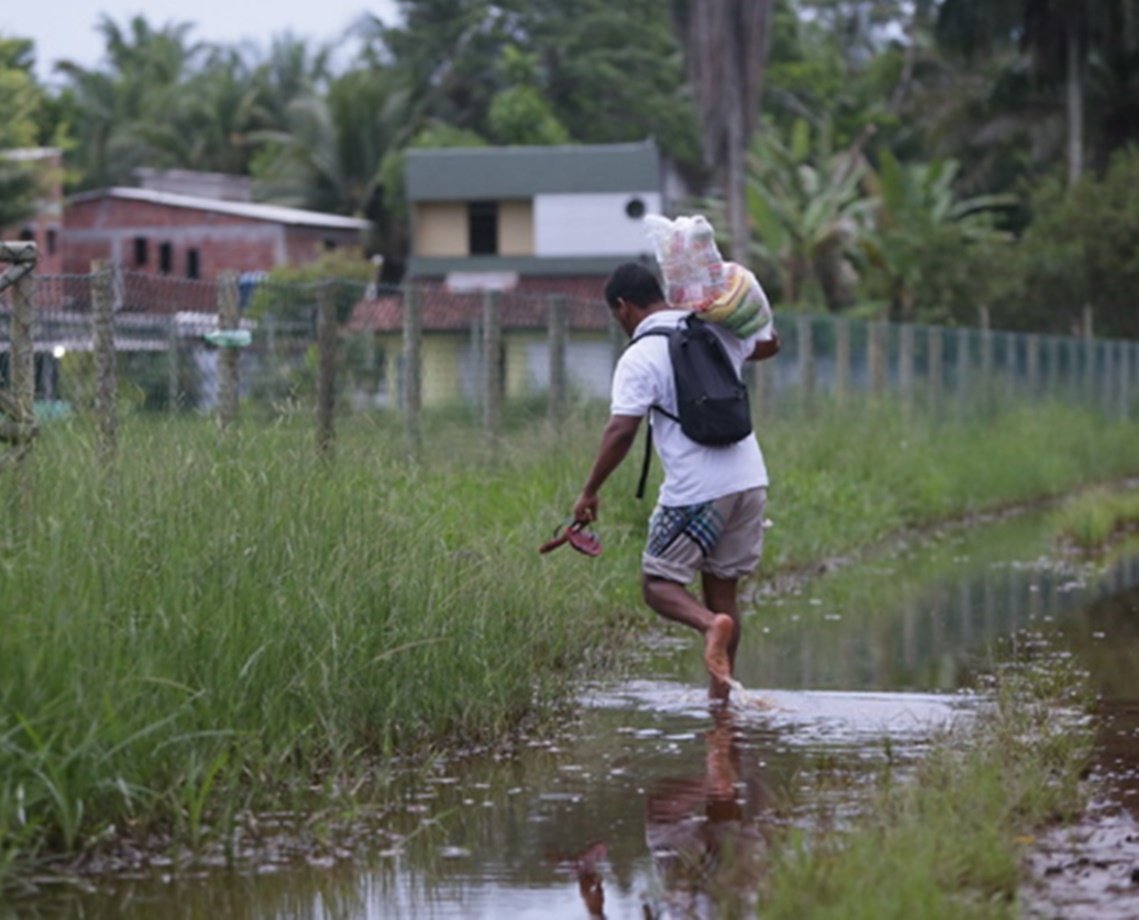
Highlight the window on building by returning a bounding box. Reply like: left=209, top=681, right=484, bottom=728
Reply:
left=186, top=249, right=200, bottom=279
left=323, top=237, right=338, bottom=251
left=18, top=227, right=33, bottom=241
left=133, top=237, right=149, bottom=266
left=46, top=228, right=57, bottom=255
left=468, top=201, right=499, bottom=255
left=158, top=242, right=173, bottom=275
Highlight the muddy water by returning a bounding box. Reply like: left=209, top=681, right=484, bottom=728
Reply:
left=12, top=515, right=1139, bottom=919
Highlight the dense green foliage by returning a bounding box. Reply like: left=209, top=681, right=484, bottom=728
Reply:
left=3, top=1, right=1139, bottom=322
left=6, top=1, right=1139, bottom=332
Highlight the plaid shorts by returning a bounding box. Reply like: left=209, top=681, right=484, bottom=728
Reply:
left=642, top=487, right=767, bottom=584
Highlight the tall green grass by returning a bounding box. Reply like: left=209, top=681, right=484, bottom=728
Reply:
left=1051, top=485, right=1139, bottom=550
left=0, top=398, right=1136, bottom=881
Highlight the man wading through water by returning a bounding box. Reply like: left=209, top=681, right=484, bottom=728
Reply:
left=572, top=262, right=779, bottom=700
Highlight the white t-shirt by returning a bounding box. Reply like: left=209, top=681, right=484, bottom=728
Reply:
left=611, top=309, right=775, bottom=506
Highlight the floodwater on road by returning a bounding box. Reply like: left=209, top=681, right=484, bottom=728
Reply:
left=10, top=512, right=1139, bottom=919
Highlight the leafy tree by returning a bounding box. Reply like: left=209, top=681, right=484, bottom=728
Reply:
left=861, top=150, right=1014, bottom=321
left=936, top=0, right=1139, bottom=186
left=992, top=148, right=1139, bottom=338
left=55, top=16, right=207, bottom=187
left=486, top=46, right=569, bottom=146
left=745, top=117, right=876, bottom=310
left=0, top=37, right=53, bottom=228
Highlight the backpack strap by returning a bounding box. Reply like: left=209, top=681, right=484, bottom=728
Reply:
left=626, top=326, right=680, bottom=500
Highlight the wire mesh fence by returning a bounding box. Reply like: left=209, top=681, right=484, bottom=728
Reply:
left=2, top=266, right=1138, bottom=458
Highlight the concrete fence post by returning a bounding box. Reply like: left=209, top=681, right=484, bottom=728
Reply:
left=91, top=261, right=118, bottom=461
left=482, top=289, right=502, bottom=442
left=927, top=326, right=943, bottom=411
left=834, top=317, right=850, bottom=402
left=1025, top=333, right=1040, bottom=397
left=167, top=323, right=180, bottom=412
left=797, top=314, right=814, bottom=405
left=868, top=321, right=887, bottom=396
left=216, top=271, right=240, bottom=430
left=547, top=294, right=567, bottom=425
left=898, top=323, right=915, bottom=406
left=402, top=285, right=422, bottom=452
left=315, top=281, right=337, bottom=456
left=956, top=328, right=971, bottom=407
left=1047, top=337, right=1060, bottom=395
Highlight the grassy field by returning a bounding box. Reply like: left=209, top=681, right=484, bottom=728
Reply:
left=1, top=397, right=1137, bottom=884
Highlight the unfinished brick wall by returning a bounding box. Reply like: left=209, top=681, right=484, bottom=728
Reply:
left=62, top=196, right=363, bottom=279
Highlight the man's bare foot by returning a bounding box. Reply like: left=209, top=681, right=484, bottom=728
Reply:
left=704, top=613, right=735, bottom=696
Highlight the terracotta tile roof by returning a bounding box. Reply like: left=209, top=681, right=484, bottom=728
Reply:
left=348, top=277, right=613, bottom=334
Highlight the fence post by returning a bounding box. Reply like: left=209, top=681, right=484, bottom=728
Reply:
left=1025, top=333, right=1040, bottom=397
left=797, top=315, right=814, bottom=405
left=547, top=294, right=567, bottom=425
left=91, top=262, right=118, bottom=461
left=956, top=328, right=971, bottom=408
left=868, top=321, right=887, bottom=396
left=978, top=306, right=993, bottom=386
left=898, top=324, right=915, bottom=406
left=482, top=289, right=502, bottom=442
left=1124, top=342, right=1136, bottom=421
left=1081, top=306, right=1096, bottom=404
left=0, top=241, right=38, bottom=467
left=167, top=323, right=180, bottom=412
left=315, top=281, right=337, bottom=456
left=750, top=355, right=772, bottom=423
left=1047, top=337, right=1060, bottom=396
left=927, top=326, right=942, bottom=412
left=402, top=285, right=422, bottom=452
left=834, top=317, right=850, bottom=402
left=216, top=271, right=240, bottom=430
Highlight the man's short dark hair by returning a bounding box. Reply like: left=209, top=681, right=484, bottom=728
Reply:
left=604, top=262, right=664, bottom=310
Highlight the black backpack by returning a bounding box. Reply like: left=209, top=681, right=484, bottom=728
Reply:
left=627, top=314, right=752, bottom=498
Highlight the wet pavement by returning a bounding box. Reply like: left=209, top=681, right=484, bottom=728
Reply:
left=8, top=514, right=1139, bottom=919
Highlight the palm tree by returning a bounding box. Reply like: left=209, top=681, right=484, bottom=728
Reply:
left=55, top=15, right=206, bottom=186
left=936, top=0, right=1139, bottom=186
left=676, top=0, right=775, bottom=261
left=861, top=150, right=1013, bottom=320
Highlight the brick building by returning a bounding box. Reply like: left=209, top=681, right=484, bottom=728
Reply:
left=62, top=187, right=371, bottom=280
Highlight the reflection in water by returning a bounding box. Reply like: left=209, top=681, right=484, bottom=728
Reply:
left=548, top=842, right=608, bottom=918
left=642, top=707, right=770, bottom=919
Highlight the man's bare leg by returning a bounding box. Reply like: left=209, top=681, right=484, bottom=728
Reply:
left=702, top=574, right=741, bottom=668
left=643, top=574, right=735, bottom=697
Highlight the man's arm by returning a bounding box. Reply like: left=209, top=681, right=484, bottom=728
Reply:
left=572, top=414, right=642, bottom=523
left=747, top=328, right=780, bottom=362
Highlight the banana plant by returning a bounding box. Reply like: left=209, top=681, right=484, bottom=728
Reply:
left=745, top=117, right=878, bottom=311
left=860, top=148, right=1014, bottom=320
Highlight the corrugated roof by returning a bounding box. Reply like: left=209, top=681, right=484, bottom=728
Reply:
left=406, top=140, right=661, bottom=201
left=67, top=187, right=372, bottom=230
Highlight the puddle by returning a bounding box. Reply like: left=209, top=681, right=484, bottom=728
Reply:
left=10, top=517, right=1139, bottom=919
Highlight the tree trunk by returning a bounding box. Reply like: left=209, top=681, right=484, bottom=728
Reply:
left=1066, top=22, right=1084, bottom=187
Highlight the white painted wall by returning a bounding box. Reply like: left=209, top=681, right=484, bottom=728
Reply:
left=533, top=192, right=661, bottom=257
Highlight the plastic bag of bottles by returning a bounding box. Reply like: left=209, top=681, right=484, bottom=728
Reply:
left=643, top=214, right=772, bottom=337
left=643, top=213, right=726, bottom=310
